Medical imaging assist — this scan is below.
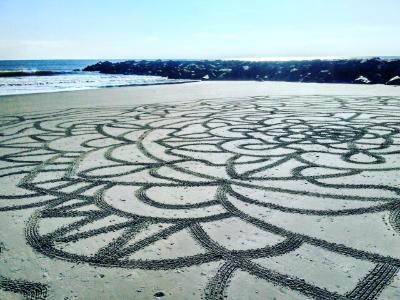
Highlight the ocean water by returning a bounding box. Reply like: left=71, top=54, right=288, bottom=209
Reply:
left=0, top=60, right=190, bottom=96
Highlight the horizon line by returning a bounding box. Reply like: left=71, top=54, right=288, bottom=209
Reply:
left=1, top=55, right=399, bottom=62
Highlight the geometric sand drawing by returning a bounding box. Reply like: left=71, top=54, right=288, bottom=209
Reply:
left=1, top=96, right=400, bottom=299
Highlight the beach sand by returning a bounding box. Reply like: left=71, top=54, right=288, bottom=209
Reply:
left=1, top=82, right=400, bottom=299
left=1, top=81, right=400, bottom=114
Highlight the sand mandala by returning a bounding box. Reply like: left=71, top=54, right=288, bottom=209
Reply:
left=0, top=95, right=400, bottom=299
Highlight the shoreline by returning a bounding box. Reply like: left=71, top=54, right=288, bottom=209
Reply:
left=1, top=78, right=399, bottom=97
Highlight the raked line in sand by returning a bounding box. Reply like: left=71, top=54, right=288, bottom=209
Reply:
left=0, top=95, right=400, bottom=299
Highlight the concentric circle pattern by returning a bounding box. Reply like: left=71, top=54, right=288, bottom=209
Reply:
left=1, top=95, right=400, bottom=299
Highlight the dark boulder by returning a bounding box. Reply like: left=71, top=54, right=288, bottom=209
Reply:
left=385, top=76, right=400, bottom=85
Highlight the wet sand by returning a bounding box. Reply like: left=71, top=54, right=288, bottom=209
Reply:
left=1, top=82, right=400, bottom=299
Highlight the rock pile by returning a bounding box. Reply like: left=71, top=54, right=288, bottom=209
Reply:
left=83, top=58, right=400, bottom=85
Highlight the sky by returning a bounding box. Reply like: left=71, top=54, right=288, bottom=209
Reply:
left=0, top=0, right=400, bottom=60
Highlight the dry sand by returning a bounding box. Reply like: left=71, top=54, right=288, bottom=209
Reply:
left=0, top=82, right=400, bottom=299
left=1, top=81, right=400, bottom=114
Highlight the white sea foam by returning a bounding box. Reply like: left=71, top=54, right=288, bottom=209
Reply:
left=0, top=73, right=192, bottom=96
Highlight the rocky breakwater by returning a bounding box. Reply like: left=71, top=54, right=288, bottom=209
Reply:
left=83, top=58, right=400, bottom=85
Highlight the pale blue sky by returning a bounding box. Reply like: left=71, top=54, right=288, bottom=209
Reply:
left=0, top=0, right=399, bottom=60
